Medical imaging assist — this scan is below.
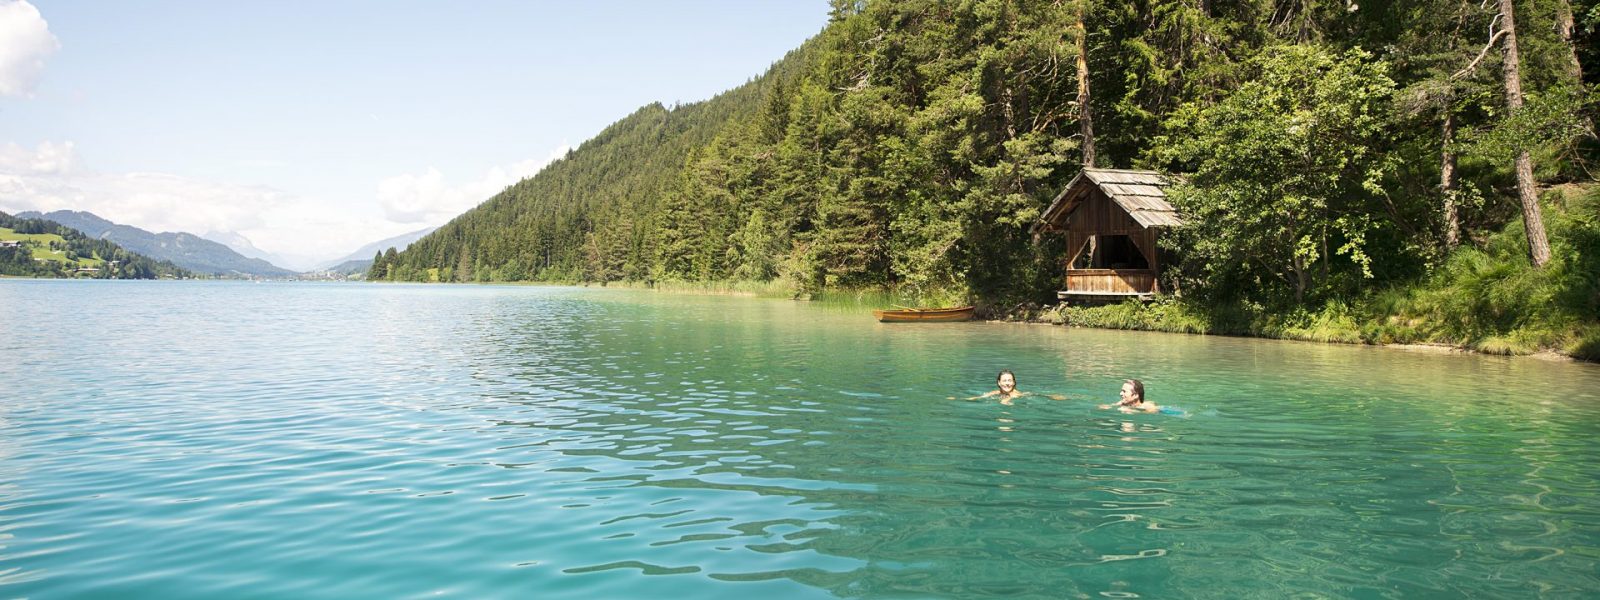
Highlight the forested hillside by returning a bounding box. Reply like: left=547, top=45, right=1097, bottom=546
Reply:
left=0, top=211, right=193, bottom=279
left=18, top=210, right=294, bottom=277
left=380, top=0, right=1598, bottom=347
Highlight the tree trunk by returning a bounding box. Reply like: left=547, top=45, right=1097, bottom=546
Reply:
left=1499, top=0, right=1553, bottom=266
left=1293, top=258, right=1308, bottom=304
left=1556, top=0, right=1595, bottom=136
left=1557, top=0, right=1584, bottom=83
left=1074, top=1, right=1096, bottom=168
left=1441, top=111, right=1461, bottom=249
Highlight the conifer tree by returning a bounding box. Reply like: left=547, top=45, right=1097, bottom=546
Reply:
left=1497, top=0, right=1554, bottom=266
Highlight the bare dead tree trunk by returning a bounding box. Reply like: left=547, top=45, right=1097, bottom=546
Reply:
left=1075, top=0, right=1096, bottom=168
left=1442, top=110, right=1461, bottom=249
left=1499, top=0, right=1553, bottom=266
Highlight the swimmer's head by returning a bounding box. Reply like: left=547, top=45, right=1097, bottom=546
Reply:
left=1120, top=379, right=1144, bottom=404
left=996, top=370, right=1016, bottom=394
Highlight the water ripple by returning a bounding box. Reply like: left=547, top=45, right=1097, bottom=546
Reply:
left=1, top=280, right=1598, bottom=598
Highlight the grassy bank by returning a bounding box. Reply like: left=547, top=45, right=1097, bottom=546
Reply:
left=576, top=278, right=802, bottom=298
left=1028, top=188, right=1600, bottom=361
left=570, top=278, right=969, bottom=311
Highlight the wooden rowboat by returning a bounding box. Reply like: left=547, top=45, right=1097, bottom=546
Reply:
left=872, top=306, right=975, bottom=323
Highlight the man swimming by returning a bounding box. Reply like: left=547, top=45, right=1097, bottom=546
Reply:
left=1099, top=379, right=1159, bottom=414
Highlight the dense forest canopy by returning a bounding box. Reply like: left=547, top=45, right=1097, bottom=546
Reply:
left=378, top=0, right=1598, bottom=312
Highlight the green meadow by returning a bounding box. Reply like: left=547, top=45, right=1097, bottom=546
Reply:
left=1, top=227, right=107, bottom=269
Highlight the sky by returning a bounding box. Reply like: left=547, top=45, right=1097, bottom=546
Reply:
left=0, top=1, right=830, bottom=270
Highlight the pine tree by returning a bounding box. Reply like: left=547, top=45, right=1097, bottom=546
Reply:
left=1497, top=0, right=1554, bottom=266
left=366, top=250, right=385, bottom=280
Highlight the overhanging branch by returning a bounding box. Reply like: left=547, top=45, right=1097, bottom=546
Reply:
left=1452, top=13, right=1505, bottom=80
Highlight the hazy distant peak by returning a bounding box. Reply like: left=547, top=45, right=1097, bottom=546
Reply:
left=203, top=230, right=278, bottom=263
left=319, top=225, right=438, bottom=270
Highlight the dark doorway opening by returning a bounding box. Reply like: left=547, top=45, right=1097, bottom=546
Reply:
left=1071, top=234, right=1150, bottom=269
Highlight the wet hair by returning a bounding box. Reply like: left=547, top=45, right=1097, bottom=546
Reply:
left=997, top=369, right=1016, bottom=385
left=1123, top=379, right=1145, bottom=401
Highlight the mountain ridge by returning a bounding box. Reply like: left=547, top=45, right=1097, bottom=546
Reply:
left=17, top=210, right=296, bottom=277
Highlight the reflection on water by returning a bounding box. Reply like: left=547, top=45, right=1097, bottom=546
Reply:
left=1, top=280, right=1598, bottom=598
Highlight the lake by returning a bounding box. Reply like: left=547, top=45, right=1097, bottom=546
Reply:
left=2, top=280, right=1597, bottom=598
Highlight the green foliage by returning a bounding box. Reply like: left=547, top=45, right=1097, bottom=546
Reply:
left=1461, top=83, right=1596, bottom=164
left=386, top=1, right=1106, bottom=304
left=1375, top=186, right=1600, bottom=357
left=1153, top=44, right=1398, bottom=305
left=1051, top=298, right=1216, bottom=334
left=373, top=0, right=1596, bottom=361
left=0, top=213, right=192, bottom=279
left=1055, top=185, right=1600, bottom=359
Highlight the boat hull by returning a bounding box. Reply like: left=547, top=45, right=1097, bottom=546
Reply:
left=872, top=306, right=975, bottom=323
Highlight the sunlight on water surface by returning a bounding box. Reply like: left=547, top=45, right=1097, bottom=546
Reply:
left=2, top=280, right=1597, bottom=598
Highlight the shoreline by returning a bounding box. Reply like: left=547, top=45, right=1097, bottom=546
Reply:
left=39, top=274, right=1588, bottom=363
left=573, top=282, right=1596, bottom=364
left=996, top=307, right=1590, bottom=364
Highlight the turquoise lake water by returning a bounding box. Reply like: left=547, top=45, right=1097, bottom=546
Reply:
left=2, top=280, right=1598, bottom=598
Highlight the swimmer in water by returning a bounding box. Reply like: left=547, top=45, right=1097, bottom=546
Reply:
left=963, top=370, right=1066, bottom=405
left=1099, top=379, right=1158, bottom=414
left=978, top=370, right=1023, bottom=404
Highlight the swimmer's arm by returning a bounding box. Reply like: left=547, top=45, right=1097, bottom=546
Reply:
left=1014, top=391, right=1067, bottom=401
left=948, top=391, right=996, bottom=401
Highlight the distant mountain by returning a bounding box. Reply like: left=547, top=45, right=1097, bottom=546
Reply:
left=326, top=258, right=373, bottom=276
left=203, top=230, right=281, bottom=263
left=17, top=210, right=296, bottom=277
left=319, top=226, right=436, bottom=270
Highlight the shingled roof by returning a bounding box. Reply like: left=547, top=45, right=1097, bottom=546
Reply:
left=1037, top=168, right=1182, bottom=230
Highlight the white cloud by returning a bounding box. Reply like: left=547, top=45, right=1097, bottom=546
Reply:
left=0, top=141, right=578, bottom=271
left=377, top=144, right=569, bottom=224
left=0, top=141, right=407, bottom=270
left=0, top=1, right=59, bottom=97
left=0, top=139, right=76, bottom=174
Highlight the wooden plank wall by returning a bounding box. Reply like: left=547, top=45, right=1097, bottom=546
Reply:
left=1064, top=269, right=1157, bottom=294
left=1061, top=190, right=1161, bottom=272
left=1064, top=191, right=1143, bottom=235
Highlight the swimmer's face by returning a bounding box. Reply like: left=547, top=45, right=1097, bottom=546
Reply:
left=1119, top=382, right=1138, bottom=403
left=997, top=373, right=1016, bottom=393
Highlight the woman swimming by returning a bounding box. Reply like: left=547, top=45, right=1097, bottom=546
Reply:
left=978, top=370, right=1023, bottom=404
left=963, top=370, right=1066, bottom=405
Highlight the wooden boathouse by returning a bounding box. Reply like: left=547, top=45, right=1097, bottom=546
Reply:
left=1033, top=168, right=1181, bottom=302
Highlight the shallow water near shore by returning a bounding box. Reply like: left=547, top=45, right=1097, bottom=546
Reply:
left=3, top=280, right=1598, bottom=598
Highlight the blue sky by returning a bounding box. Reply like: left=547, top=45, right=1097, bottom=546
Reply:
left=0, top=1, right=829, bottom=269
